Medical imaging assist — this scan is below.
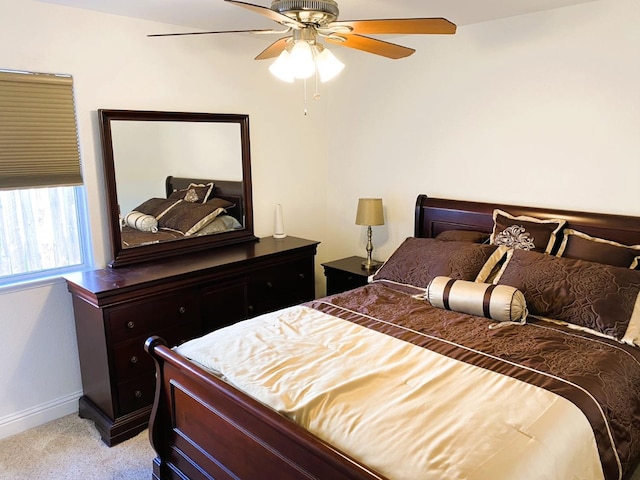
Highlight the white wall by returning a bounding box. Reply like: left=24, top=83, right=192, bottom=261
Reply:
left=1, top=0, right=639, bottom=439
left=325, top=0, right=640, bottom=264
left=0, top=0, right=329, bottom=439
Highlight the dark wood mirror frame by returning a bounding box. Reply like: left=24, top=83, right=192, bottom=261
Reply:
left=99, top=109, right=257, bottom=268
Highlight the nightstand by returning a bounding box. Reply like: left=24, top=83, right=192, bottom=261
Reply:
left=322, top=256, right=379, bottom=295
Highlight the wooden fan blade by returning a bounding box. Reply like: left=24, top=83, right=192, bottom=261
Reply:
left=148, top=29, right=279, bottom=37
left=325, top=34, right=415, bottom=59
left=225, top=0, right=304, bottom=29
left=329, top=18, right=456, bottom=35
left=255, top=37, right=290, bottom=60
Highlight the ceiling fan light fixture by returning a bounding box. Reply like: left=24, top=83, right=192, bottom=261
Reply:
left=289, top=40, right=315, bottom=79
left=314, top=46, right=344, bottom=82
left=269, top=50, right=295, bottom=82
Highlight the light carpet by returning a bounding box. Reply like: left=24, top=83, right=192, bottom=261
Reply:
left=0, top=414, right=154, bottom=479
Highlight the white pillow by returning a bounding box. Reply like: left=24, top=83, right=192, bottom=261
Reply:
left=124, top=211, right=158, bottom=233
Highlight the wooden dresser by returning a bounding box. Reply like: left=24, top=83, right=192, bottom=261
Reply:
left=65, top=236, right=319, bottom=446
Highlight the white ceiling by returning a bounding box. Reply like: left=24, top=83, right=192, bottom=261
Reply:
left=36, top=0, right=598, bottom=32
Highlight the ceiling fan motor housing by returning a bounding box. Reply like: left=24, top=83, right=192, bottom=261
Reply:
left=271, top=0, right=339, bottom=25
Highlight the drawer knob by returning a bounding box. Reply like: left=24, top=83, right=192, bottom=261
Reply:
left=126, top=321, right=135, bottom=329
left=134, top=390, right=143, bottom=398
left=178, top=306, right=186, bottom=314
left=248, top=305, right=254, bottom=313
left=130, top=356, right=138, bottom=365
left=298, top=273, right=305, bottom=279
left=266, top=282, right=273, bottom=288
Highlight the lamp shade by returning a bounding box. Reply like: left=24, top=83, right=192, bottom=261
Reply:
left=315, top=47, right=345, bottom=82
left=355, top=198, right=384, bottom=226
left=269, top=50, right=294, bottom=83
left=289, top=40, right=315, bottom=79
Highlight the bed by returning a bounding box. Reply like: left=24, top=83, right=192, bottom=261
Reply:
left=120, top=176, right=244, bottom=248
left=145, top=194, right=640, bottom=480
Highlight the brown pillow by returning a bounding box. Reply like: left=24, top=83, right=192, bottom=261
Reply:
left=206, top=197, right=235, bottom=211
left=490, top=209, right=566, bottom=254
left=371, top=237, right=498, bottom=288
left=435, top=230, right=490, bottom=244
left=159, top=201, right=226, bottom=236
left=133, top=198, right=181, bottom=220
left=168, top=182, right=214, bottom=203
left=556, top=229, right=640, bottom=269
left=495, top=249, right=640, bottom=341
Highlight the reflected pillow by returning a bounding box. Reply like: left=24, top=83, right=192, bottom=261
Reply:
left=195, top=214, right=242, bottom=236
left=168, top=182, right=214, bottom=203
left=133, top=198, right=182, bottom=220
left=159, top=201, right=226, bottom=236
left=435, top=230, right=490, bottom=244
left=494, top=248, right=640, bottom=342
left=427, top=276, right=527, bottom=323
left=371, top=237, right=498, bottom=288
left=206, top=197, right=235, bottom=211
left=491, top=209, right=566, bottom=254
left=123, top=211, right=158, bottom=233
left=556, top=229, right=640, bottom=269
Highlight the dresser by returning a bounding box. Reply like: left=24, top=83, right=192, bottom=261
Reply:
left=65, top=236, right=319, bottom=446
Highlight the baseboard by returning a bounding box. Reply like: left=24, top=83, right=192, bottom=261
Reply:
left=0, top=390, right=81, bottom=441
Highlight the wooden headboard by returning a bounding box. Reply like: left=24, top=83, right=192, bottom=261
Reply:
left=165, top=176, right=244, bottom=223
left=414, top=194, right=640, bottom=246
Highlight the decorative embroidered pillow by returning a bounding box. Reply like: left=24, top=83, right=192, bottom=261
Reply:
left=494, top=248, right=640, bottom=342
left=371, top=237, right=498, bottom=288
left=123, top=211, right=158, bottom=233
left=168, top=182, right=214, bottom=203
left=427, top=276, right=528, bottom=323
left=490, top=209, right=566, bottom=254
left=556, top=229, right=640, bottom=269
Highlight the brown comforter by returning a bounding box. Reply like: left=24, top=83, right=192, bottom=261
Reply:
left=308, top=280, right=640, bottom=480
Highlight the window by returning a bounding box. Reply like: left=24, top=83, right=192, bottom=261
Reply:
left=0, top=70, right=89, bottom=286
left=0, top=186, right=88, bottom=282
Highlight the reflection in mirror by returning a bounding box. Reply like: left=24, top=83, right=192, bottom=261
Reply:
left=112, top=121, right=243, bottom=218
left=99, top=109, right=256, bottom=267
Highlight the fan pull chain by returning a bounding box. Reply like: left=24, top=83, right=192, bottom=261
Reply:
left=303, top=78, right=308, bottom=115
left=314, top=69, right=321, bottom=101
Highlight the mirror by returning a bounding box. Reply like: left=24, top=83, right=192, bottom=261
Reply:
left=99, top=109, right=256, bottom=267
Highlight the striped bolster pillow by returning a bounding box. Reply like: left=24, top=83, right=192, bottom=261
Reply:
left=124, top=211, right=158, bottom=233
left=426, top=276, right=528, bottom=323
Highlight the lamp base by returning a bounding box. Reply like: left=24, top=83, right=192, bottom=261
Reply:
left=361, top=259, right=381, bottom=272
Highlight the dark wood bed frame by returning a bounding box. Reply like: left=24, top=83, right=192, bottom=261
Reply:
left=145, top=194, right=640, bottom=480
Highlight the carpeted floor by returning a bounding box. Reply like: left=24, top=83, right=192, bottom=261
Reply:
left=0, top=414, right=154, bottom=479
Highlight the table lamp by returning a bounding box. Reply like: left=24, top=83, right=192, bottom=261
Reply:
left=355, top=198, right=384, bottom=271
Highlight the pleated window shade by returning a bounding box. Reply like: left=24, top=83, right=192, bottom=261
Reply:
left=0, top=70, right=82, bottom=189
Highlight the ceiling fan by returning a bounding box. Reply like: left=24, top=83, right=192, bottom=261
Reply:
left=149, top=0, right=456, bottom=83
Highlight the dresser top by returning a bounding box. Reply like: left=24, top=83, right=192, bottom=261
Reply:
left=65, top=236, right=318, bottom=300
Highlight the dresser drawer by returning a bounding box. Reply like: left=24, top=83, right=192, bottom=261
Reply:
left=108, top=291, right=199, bottom=344
left=322, top=257, right=373, bottom=295
left=248, top=259, right=314, bottom=315
left=201, top=280, right=248, bottom=333
left=112, top=322, right=200, bottom=382
left=326, top=269, right=369, bottom=294
left=117, top=374, right=156, bottom=416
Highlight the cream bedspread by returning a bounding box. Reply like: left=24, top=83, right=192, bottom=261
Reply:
left=176, top=305, right=604, bottom=480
